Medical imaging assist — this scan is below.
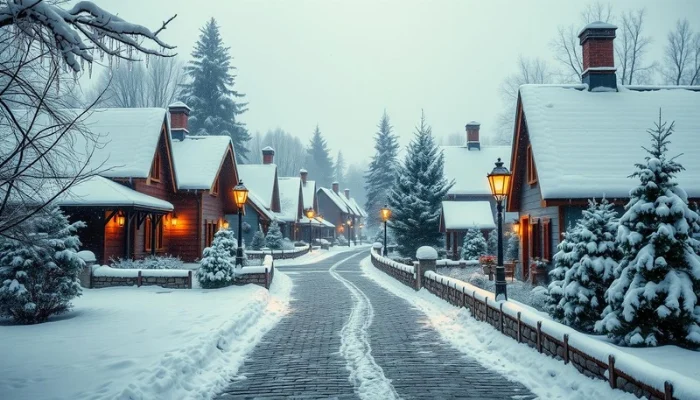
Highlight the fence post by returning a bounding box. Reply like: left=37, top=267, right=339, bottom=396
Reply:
left=264, top=267, right=269, bottom=289
left=473, top=291, right=478, bottom=320
left=462, top=287, right=466, bottom=308
left=608, top=355, right=616, bottom=389
left=188, top=270, right=193, bottom=289
left=536, top=321, right=542, bottom=353
left=563, top=334, right=569, bottom=364
left=137, top=270, right=142, bottom=287
left=499, top=303, right=504, bottom=333
left=415, top=262, right=422, bottom=291
left=517, top=312, right=522, bottom=343
left=664, top=381, right=673, bottom=400
left=483, top=296, right=489, bottom=322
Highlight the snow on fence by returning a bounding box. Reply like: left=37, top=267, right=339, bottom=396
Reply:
left=369, top=249, right=700, bottom=400
left=435, top=259, right=480, bottom=267
left=236, top=255, right=275, bottom=289
left=91, top=266, right=192, bottom=289
left=247, top=245, right=310, bottom=260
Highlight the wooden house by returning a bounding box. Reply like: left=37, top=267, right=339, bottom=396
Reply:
left=237, top=147, right=282, bottom=245
left=506, top=22, right=700, bottom=280
left=317, top=183, right=365, bottom=242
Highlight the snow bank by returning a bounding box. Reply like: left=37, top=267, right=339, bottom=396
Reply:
left=274, top=244, right=372, bottom=267
left=0, top=272, right=293, bottom=400
left=416, top=246, right=437, bottom=260
left=92, top=265, right=190, bottom=278
left=370, top=248, right=414, bottom=273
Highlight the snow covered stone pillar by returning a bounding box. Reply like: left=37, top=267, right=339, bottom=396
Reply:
left=416, top=246, right=437, bottom=290
left=77, top=250, right=97, bottom=288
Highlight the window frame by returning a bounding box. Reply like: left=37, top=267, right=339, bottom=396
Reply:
left=144, top=216, right=164, bottom=251
left=205, top=221, right=218, bottom=248
left=542, top=219, right=551, bottom=261
left=526, top=145, right=537, bottom=185
left=150, top=151, right=161, bottom=183
left=211, top=178, right=219, bottom=196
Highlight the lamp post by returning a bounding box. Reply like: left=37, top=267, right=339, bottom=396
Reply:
left=346, top=218, right=352, bottom=247
left=305, top=208, right=315, bottom=252
left=380, top=205, right=392, bottom=256
left=487, top=158, right=512, bottom=301
left=232, top=180, right=249, bottom=267
left=359, top=223, right=364, bottom=245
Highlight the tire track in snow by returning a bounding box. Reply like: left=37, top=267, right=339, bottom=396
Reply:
left=329, top=253, right=400, bottom=400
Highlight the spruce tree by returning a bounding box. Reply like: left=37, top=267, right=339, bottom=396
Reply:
left=251, top=226, right=266, bottom=250
left=487, top=229, right=498, bottom=255
left=0, top=206, right=85, bottom=324
left=596, top=115, right=700, bottom=348
left=388, top=111, right=453, bottom=258
left=365, top=111, right=400, bottom=228
left=183, top=18, right=250, bottom=161
left=198, top=228, right=237, bottom=288
left=555, top=199, right=620, bottom=332
left=461, top=227, right=487, bottom=260
left=546, top=223, right=580, bottom=322
left=305, top=126, right=334, bottom=188
left=505, top=232, right=519, bottom=261
left=334, top=150, right=346, bottom=184
left=265, top=221, right=284, bottom=249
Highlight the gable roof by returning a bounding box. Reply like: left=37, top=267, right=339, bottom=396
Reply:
left=57, top=176, right=173, bottom=211
left=171, top=136, right=233, bottom=190
left=301, top=180, right=317, bottom=210
left=440, top=201, right=496, bottom=231
left=441, top=145, right=512, bottom=195
left=238, top=164, right=278, bottom=210
left=277, top=177, right=302, bottom=222
left=348, top=198, right=367, bottom=218
left=246, top=190, right=276, bottom=221
left=318, top=187, right=351, bottom=214
left=518, top=84, right=700, bottom=199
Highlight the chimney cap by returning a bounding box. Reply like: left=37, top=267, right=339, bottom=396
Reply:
left=300, top=168, right=308, bottom=174
left=466, top=121, right=481, bottom=128
left=332, top=181, right=339, bottom=185
left=344, top=188, right=350, bottom=192
left=168, top=101, right=191, bottom=111
left=262, top=146, right=275, bottom=154
left=578, top=21, right=617, bottom=43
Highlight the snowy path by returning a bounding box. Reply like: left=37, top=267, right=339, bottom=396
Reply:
left=216, top=249, right=533, bottom=399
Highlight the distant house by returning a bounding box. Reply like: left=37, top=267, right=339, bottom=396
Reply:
left=439, top=122, right=514, bottom=259
left=277, top=176, right=304, bottom=240
left=317, top=183, right=366, bottom=242
left=506, top=22, right=700, bottom=280
left=59, top=103, right=240, bottom=264
left=237, top=147, right=282, bottom=245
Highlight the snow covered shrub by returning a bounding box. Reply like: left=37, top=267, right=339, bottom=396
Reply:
left=265, top=221, right=283, bottom=249
left=461, top=227, right=487, bottom=261
left=552, top=199, right=621, bottom=332
left=197, top=229, right=236, bottom=289
left=0, top=207, right=85, bottom=324
left=505, top=232, right=519, bottom=261
left=336, top=235, right=348, bottom=246
left=546, top=224, right=580, bottom=322
left=250, top=228, right=266, bottom=250
left=281, top=238, right=295, bottom=250
left=596, top=117, right=700, bottom=348
left=487, top=229, right=498, bottom=255
left=110, top=254, right=184, bottom=269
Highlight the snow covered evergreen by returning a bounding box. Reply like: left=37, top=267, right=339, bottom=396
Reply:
left=387, top=112, right=453, bottom=258
left=182, top=18, right=250, bottom=161
left=0, top=207, right=85, bottom=324
left=551, top=199, right=621, bottom=332
left=505, top=232, right=519, bottom=261
left=265, top=221, right=284, bottom=250
left=487, top=229, right=498, bottom=256
left=461, top=227, right=487, bottom=261
left=197, top=228, right=236, bottom=289
left=305, top=126, right=335, bottom=188
left=546, top=223, right=580, bottom=322
left=596, top=116, right=700, bottom=348
left=251, top=227, right=266, bottom=250
left=364, top=111, right=400, bottom=228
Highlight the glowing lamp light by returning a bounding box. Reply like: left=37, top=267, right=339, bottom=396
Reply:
left=171, top=212, right=178, bottom=226
left=380, top=205, right=392, bottom=222
left=339, top=225, right=345, bottom=233
left=512, top=220, right=520, bottom=235
left=346, top=218, right=352, bottom=226
left=305, top=208, right=315, bottom=219
left=233, top=180, right=249, bottom=209
left=222, top=220, right=230, bottom=229
left=117, top=212, right=125, bottom=227
left=487, top=158, right=512, bottom=201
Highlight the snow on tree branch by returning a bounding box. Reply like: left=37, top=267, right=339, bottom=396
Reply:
left=0, top=0, right=177, bottom=73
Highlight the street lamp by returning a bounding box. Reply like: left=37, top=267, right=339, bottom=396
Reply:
left=487, top=158, right=512, bottom=301
left=232, top=180, right=249, bottom=267
left=346, top=218, right=352, bottom=247
left=380, top=205, right=392, bottom=256
left=359, top=223, right=364, bottom=244
left=305, top=208, right=315, bottom=252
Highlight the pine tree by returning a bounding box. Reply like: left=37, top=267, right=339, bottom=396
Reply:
left=0, top=206, right=85, bottom=324
left=546, top=223, right=581, bottom=322
left=251, top=226, right=266, bottom=250
left=596, top=115, right=700, bottom=348
left=388, top=111, right=453, bottom=258
left=554, top=199, right=621, bottom=332
left=334, top=150, right=346, bottom=184
left=198, top=228, right=236, bottom=288
left=183, top=18, right=250, bottom=161
left=265, top=221, right=284, bottom=249
left=461, top=227, right=487, bottom=260
left=505, top=232, right=519, bottom=261
left=305, top=125, right=335, bottom=188
left=365, top=111, right=400, bottom=228
left=487, top=229, right=499, bottom=255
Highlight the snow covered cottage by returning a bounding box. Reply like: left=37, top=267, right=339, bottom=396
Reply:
left=317, top=183, right=366, bottom=242
left=438, top=122, right=514, bottom=259
left=236, top=147, right=282, bottom=245
left=277, top=176, right=304, bottom=240
left=506, top=22, right=700, bottom=280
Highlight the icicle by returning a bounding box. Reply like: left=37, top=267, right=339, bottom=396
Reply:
left=88, top=62, right=93, bottom=79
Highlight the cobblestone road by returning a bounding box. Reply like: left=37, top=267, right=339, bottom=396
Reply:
left=216, top=249, right=535, bottom=399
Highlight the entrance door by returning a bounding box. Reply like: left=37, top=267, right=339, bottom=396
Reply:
left=520, top=215, right=529, bottom=280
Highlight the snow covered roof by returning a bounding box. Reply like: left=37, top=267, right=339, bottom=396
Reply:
left=318, top=187, right=351, bottom=214
left=316, top=218, right=335, bottom=228
left=57, top=176, right=173, bottom=211
left=246, top=191, right=276, bottom=221
left=168, top=101, right=190, bottom=110
left=238, top=164, right=277, bottom=209
left=171, top=136, right=231, bottom=190
left=299, top=216, right=323, bottom=225
left=349, top=198, right=367, bottom=218
left=441, top=145, right=512, bottom=195
left=519, top=85, right=700, bottom=199
left=277, top=177, right=302, bottom=222
left=579, top=21, right=617, bottom=35
left=301, top=180, right=316, bottom=210
left=441, top=201, right=496, bottom=230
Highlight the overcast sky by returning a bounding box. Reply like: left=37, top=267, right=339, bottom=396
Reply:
left=95, top=0, right=700, bottom=165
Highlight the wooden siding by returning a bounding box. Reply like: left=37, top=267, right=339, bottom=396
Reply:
left=103, top=211, right=124, bottom=264
left=169, top=193, right=201, bottom=261
left=317, top=190, right=344, bottom=237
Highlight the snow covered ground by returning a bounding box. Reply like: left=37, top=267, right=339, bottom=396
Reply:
left=0, top=272, right=293, bottom=400
left=275, top=243, right=372, bottom=267
left=360, top=257, right=638, bottom=400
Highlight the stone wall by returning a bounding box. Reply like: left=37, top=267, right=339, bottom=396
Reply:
left=369, top=249, right=679, bottom=400
left=247, top=246, right=310, bottom=260
left=235, top=266, right=274, bottom=289
left=90, top=267, right=193, bottom=289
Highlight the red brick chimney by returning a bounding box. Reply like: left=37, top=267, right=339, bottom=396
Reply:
left=466, top=121, right=480, bottom=150
left=578, top=21, right=618, bottom=91
left=332, top=182, right=339, bottom=193
left=262, top=146, right=275, bottom=164
left=344, top=188, right=350, bottom=200
left=168, top=102, right=190, bottom=141
left=300, top=168, right=308, bottom=184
